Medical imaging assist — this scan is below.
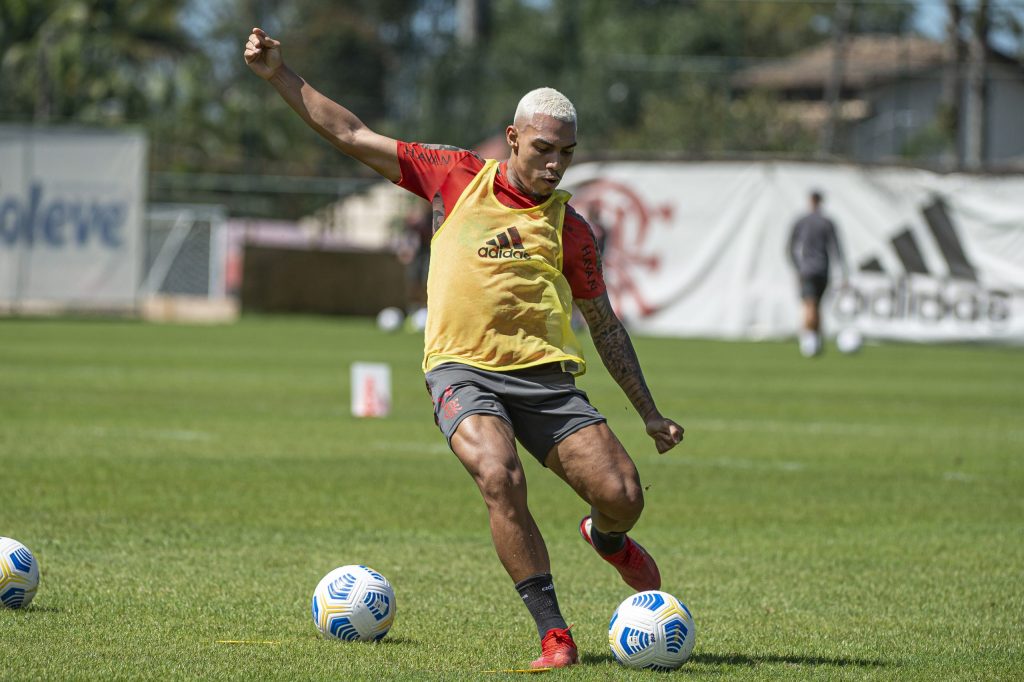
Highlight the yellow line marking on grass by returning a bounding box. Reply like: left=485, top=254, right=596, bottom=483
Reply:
left=215, top=640, right=280, bottom=645
left=482, top=668, right=551, bottom=674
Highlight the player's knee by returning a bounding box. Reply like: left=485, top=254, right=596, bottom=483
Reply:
left=619, top=481, right=645, bottom=522
left=475, top=461, right=526, bottom=508
left=597, top=478, right=645, bottom=524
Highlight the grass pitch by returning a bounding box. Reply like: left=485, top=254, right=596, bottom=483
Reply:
left=1, top=316, right=1022, bottom=680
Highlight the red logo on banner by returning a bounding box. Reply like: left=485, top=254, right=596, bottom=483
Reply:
left=572, top=179, right=674, bottom=318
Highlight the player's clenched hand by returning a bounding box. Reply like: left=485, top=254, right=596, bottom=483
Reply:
left=645, top=415, right=684, bottom=454
left=244, top=27, right=282, bottom=80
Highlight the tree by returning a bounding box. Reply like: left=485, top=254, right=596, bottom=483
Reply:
left=0, top=0, right=191, bottom=123
left=405, top=0, right=915, bottom=154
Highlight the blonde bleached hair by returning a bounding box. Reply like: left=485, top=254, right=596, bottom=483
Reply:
left=514, top=87, right=577, bottom=129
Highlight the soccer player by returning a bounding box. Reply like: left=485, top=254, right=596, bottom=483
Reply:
left=245, top=27, right=684, bottom=669
left=787, top=190, right=847, bottom=357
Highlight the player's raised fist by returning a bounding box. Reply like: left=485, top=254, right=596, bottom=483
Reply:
left=243, top=27, right=282, bottom=80
left=646, top=415, right=684, bottom=454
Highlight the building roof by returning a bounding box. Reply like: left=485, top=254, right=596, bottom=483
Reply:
left=733, top=34, right=948, bottom=91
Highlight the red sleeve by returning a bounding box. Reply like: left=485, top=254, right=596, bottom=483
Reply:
left=395, top=141, right=477, bottom=202
left=563, top=205, right=606, bottom=300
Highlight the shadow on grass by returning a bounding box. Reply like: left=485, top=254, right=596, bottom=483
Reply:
left=375, top=636, right=417, bottom=646
left=6, top=605, right=63, bottom=614
left=303, top=636, right=418, bottom=646
left=581, top=651, right=886, bottom=668
left=692, top=652, right=886, bottom=668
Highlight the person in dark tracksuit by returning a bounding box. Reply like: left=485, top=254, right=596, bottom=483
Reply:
left=787, top=190, right=847, bottom=357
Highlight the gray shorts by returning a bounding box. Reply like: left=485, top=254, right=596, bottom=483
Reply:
left=800, top=274, right=829, bottom=301
left=424, top=362, right=607, bottom=466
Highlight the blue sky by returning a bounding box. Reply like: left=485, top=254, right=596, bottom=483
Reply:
left=917, top=0, right=946, bottom=34
left=913, top=0, right=951, bottom=37
left=913, top=0, right=1022, bottom=53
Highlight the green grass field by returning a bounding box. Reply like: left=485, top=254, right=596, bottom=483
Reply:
left=1, top=316, right=1022, bottom=680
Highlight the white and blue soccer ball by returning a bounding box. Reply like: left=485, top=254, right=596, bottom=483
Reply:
left=0, top=537, right=39, bottom=609
left=836, top=328, right=864, bottom=354
left=312, top=565, right=395, bottom=642
left=408, top=307, right=428, bottom=332
left=375, top=307, right=405, bottom=333
left=608, top=590, right=696, bottom=671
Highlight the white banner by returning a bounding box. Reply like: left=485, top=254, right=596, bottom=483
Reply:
left=0, top=126, right=146, bottom=308
left=563, top=161, right=1024, bottom=344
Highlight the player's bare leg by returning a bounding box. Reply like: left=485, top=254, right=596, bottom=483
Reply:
left=547, top=422, right=661, bottom=591
left=803, top=297, right=821, bottom=333
left=547, top=422, right=643, bottom=531
left=450, top=414, right=576, bottom=668
left=800, top=297, right=823, bottom=357
left=450, top=415, right=549, bottom=581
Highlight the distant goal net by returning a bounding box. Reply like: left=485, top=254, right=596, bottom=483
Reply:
left=141, top=204, right=235, bottom=322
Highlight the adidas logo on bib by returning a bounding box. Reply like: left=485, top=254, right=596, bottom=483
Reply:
left=478, top=226, right=531, bottom=259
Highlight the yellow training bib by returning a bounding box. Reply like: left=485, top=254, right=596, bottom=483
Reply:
left=422, top=160, right=586, bottom=376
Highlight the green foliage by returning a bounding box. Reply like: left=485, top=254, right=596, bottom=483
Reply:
left=0, top=0, right=191, bottom=123
left=0, top=0, right=931, bottom=207
left=901, top=121, right=955, bottom=160
left=611, top=83, right=816, bottom=155
left=0, top=317, right=1022, bottom=679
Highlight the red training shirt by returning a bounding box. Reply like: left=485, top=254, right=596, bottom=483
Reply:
left=395, top=141, right=605, bottom=300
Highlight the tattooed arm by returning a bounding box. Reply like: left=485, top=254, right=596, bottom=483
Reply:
left=576, top=293, right=684, bottom=453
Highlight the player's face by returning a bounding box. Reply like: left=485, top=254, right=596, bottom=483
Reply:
left=506, top=115, right=577, bottom=199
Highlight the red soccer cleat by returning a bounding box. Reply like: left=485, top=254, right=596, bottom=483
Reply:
left=579, top=515, right=661, bottom=592
left=530, top=627, right=578, bottom=669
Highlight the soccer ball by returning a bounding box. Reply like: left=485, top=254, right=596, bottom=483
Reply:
left=375, top=307, right=405, bottom=333
left=311, top=565, right=396, bottom=642
left=0, top=537, right=39, bottom=609
left=409, top=307, right=428, bottom=332
left=836, top=328, right=864, bottom=354
left=608, top=590, right=696, bottom=671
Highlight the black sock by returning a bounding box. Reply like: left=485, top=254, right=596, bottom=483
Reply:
left=515, top=573, right=568, bottom=639
left=589, top=523, right=626, bottom=555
